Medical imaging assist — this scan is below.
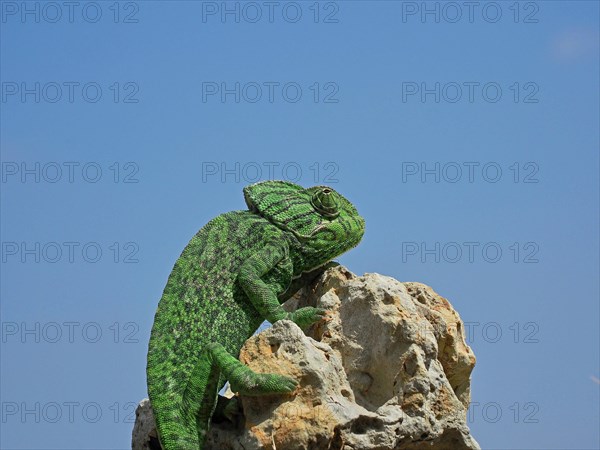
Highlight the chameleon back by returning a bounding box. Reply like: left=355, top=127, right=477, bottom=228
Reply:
left=147, top=210, right=288, bottom=447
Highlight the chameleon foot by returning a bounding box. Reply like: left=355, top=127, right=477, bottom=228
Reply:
left=288, top=307, right=328, bottom=329
left=229, top=366, right=298, bottom=396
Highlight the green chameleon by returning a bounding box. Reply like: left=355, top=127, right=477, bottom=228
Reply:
left=146, top=180, right=365, bottom=449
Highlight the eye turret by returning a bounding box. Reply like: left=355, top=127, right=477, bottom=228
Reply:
left=311, top=188, right=340, bottom=219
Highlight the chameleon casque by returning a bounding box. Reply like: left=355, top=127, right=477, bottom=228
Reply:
left=147, top=180, right=365, bottom=449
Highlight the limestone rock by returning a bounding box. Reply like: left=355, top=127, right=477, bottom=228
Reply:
left=133, top=266, right=479, bottom=449
left=131, top=399, right=160, bottom=450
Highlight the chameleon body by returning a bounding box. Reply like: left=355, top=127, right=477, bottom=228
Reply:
left=146, top=180, right=365, bottom=449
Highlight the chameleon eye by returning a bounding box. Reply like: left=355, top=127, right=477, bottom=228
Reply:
left=311, top=188, right=340, bottom=219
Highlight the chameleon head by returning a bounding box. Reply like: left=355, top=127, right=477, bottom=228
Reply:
left=243, top=180, right=365, bottom=264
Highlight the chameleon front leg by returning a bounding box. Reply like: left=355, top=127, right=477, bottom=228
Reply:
left=238, top=242, right=328, bottom=329
left=210, top=242, right=327, bottom=397
left=279, top=261, right=341, bottom=301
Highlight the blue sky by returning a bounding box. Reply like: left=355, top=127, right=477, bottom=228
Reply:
left=1, top=1, right=598, bottom=449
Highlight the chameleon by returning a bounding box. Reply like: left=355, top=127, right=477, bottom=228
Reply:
left=146, top=180, right=365, bottom=449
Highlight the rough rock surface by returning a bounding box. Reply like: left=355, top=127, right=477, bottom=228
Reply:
left=133, top=266, right=479, bottom=449
left=132, top=399, right=160, bottom=450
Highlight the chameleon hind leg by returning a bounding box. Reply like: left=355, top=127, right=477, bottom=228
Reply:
left=207, top=342, right=297, bottom=396
left=183, top=343, right=298, bottom=448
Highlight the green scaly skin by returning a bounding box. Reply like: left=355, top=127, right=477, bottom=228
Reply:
left=146, top=180, right=365, bottom=449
